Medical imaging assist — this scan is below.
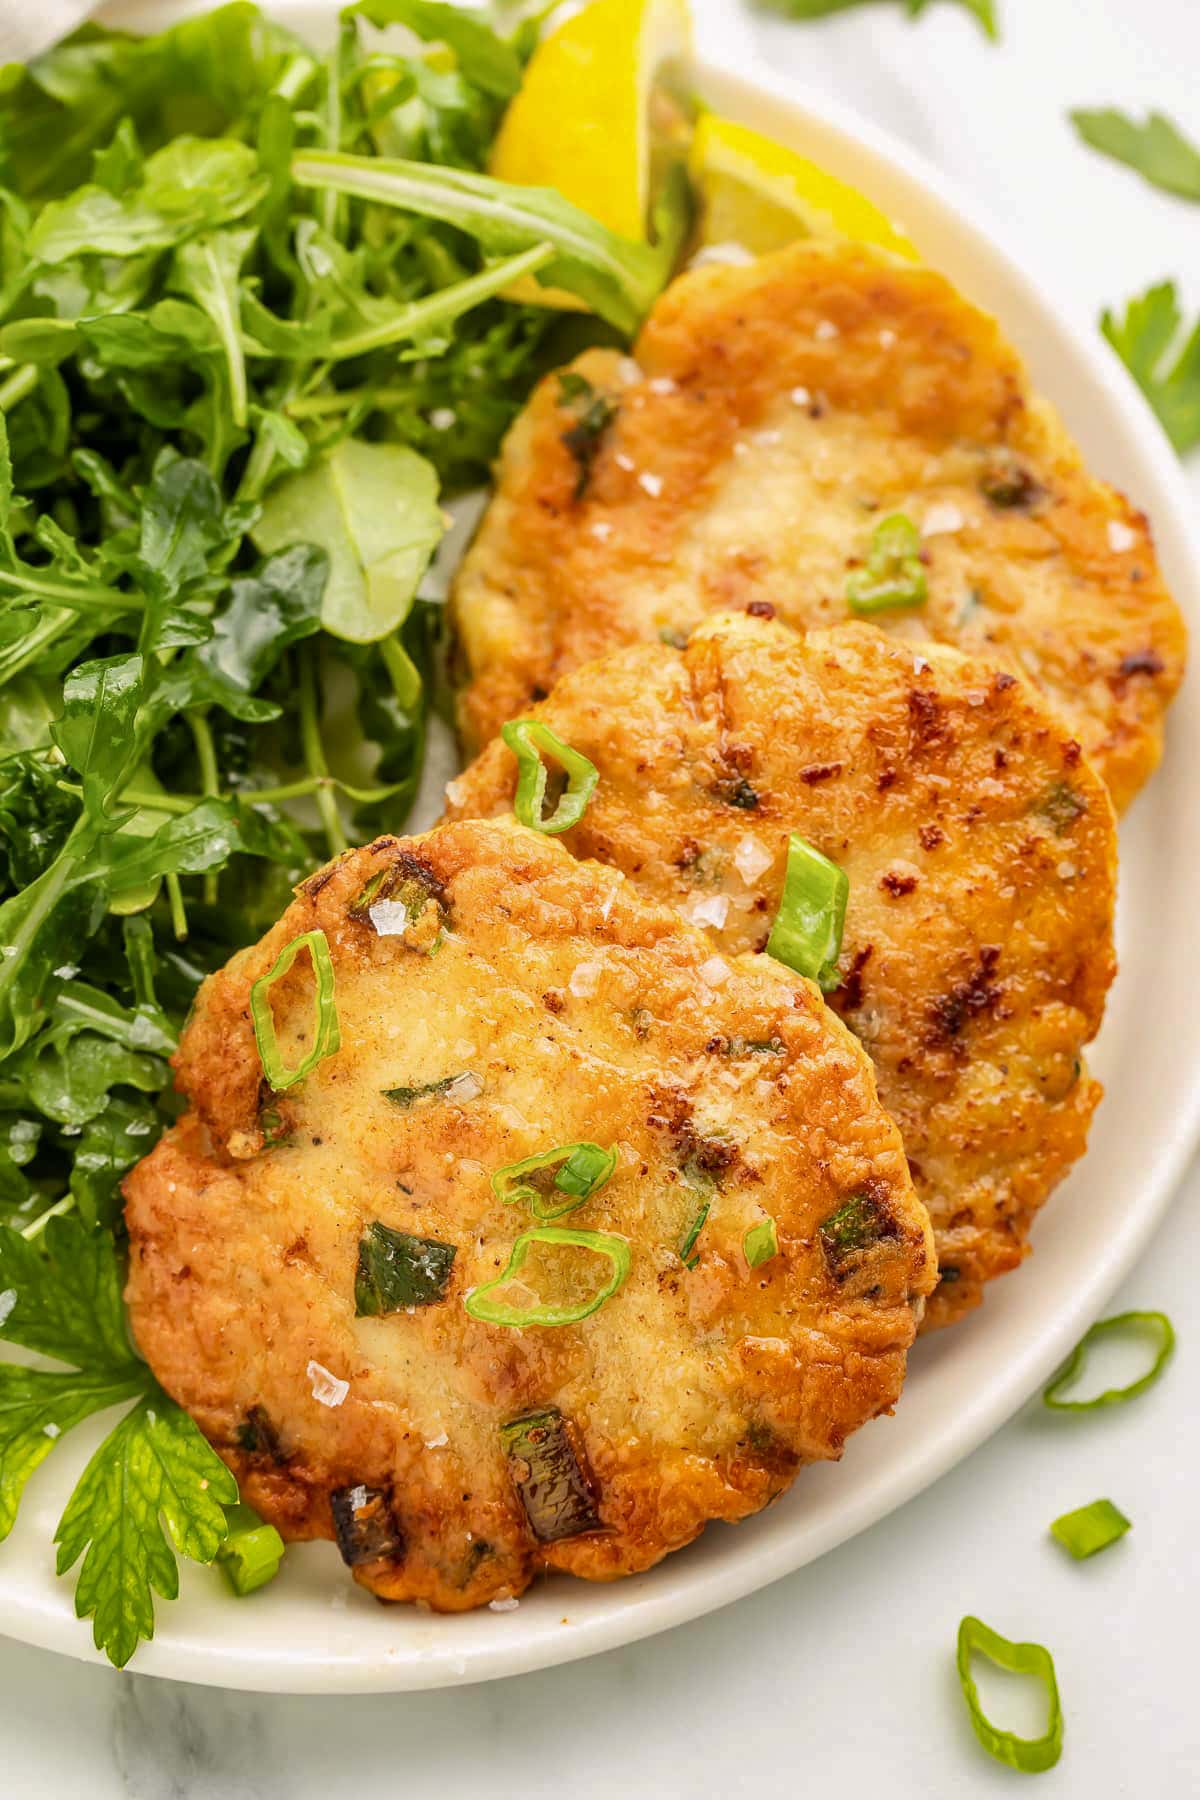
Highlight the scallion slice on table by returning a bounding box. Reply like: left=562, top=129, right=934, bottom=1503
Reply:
left=492, top=1143, right=616, bottom=1220
left=216, top=1503, right=286, bottom=1596
left=765, top=834, right=849, bottom=990
left=501, top=720, right=599, bottom=834
left=464, top=1225, right=631, bottom=1328
left=249, top=929, right=340, bottom=1092
left=956, top=1615, right=1064, bottom=1774
left=1042, top=1310, right=1176, bottom=1410
left=1049, top=1499, right=1131, bottom=1561
left=845, top=513, right=927, bottom=615
left=743, top=1216, right=779, bottom=1269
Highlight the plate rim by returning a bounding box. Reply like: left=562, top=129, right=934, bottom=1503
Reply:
left=5, top=13, right=1200, bottom=1693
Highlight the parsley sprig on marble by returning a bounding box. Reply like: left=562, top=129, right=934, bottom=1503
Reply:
left=0, top=1216, right=237, bottom=1667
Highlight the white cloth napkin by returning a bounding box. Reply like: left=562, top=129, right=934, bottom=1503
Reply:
left=0, top=0, right=100, bottom=64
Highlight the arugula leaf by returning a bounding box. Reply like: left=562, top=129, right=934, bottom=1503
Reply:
left=1071, top=109, right=1200, bottom=202
left=759, top=0, right=998, bottom=34
left=169, top=228, right=258, bottom=430
left=198, top=543, right=328, bottom=697
left=252, top=438, right=442, bottom=642
left=290, top=150, right=671, bottom=334
left=50, top=653, right=143, bottom=820
left=352, top=0, right=524, bottom=99
left=28, top=139, right=268, bottom=264
left=1102, top=281, right=1200, bottom=455
left=55, top=1394, right=238, bottom=1668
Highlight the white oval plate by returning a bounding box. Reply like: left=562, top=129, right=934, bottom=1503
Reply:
left=5, top=0, right=1197, bottom=1694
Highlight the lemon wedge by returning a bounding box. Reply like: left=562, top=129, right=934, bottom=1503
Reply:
left=489, top=0, right=692, bottom=306
left=688, top=113, right=917, bottom=261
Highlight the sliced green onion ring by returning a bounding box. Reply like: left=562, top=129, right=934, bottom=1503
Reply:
left=249, top=928, right=340, bottom=1092
left=1050, top=1498, right=1131, bottom=1561
left=956, top=1615, right=1063, bottom=1774
left=743, top=1216, right=778, bottom=1269
left=501, top=719, right=598, bottom=835
left=1043, top=1310, right=1175, bottom=1411
left=766, top=833, right=849, bottom=991
left=846, top=512, right=927, bottom=615
left=464, top=1225, right=631, bottom=1328
left=492, top=1143, right=617, bottom=1221
left=216, top=1503, right=286, bottom=1597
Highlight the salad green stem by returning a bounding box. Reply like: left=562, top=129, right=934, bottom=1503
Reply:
left=297, top=646, right=348, bottom=857
left=328, top=243, right=555, bottom=359
left=21, top=1193, right=78, bottom=1241
left=188, top=710, right=221, bottom=904
left=165, top=872, right=189, bottom=941
left=0, top=364, right=38, bottom=411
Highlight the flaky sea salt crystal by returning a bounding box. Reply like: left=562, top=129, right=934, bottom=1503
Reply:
left=790, top=387, right=811, bottom=408
left=590, top=520, right=614, bottom=541
left=569, top=960, right=602, bottom=998
left=445, top=1071, right=483, bottom=1104
left=614, top=452, right=635, bottom=472
left=1108, top=519, right=1136, bottom=552
left=307, top=1361, right=349, bottom=1408
left=369, top=898, right=411, bottom=937
left=699, top=956, right=731, bottom=988
left=648, top=376, right=677, bottom=395
left=922, top=502, right=965, bottom=537
left=688, top=894, right=729, bottom=929
left=638, top=471, right=663, bottom=497
left=43, top=1422, right=61, bottom=1439
left=425, top=1432, right=449, bottom=1449
left=815, top=319, right=839, bottom=341
left=878, top=328, right=897, bottom=348
left=734, top=836, right=773, bottom=884
left=489, top=1596, right=520, bottom=1612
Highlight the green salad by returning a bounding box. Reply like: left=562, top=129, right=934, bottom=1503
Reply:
left=0, top=0, right=684, bottom=1669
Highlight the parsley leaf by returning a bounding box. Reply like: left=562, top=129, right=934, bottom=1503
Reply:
left=0, top=1217, right=238, bottom=1667
left=56, top=1395, right=237, bottom=1669
left=1102, top=281, right=1200, bottom=456
left=1071, top=109, right=1200, bottom=202
left=758, top=0, right=999, bottom=39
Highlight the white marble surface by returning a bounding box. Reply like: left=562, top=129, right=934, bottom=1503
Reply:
left=3, top=0, right=1199, bottom=1791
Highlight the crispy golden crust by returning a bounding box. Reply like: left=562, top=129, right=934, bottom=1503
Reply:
left=451, top=242, right=1185, bottom=810
left=124, top=818, right=933, bottom=1610
left=446, top=618, right=1118, bottom=1328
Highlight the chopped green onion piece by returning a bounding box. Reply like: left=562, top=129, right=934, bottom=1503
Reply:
left=956, top=1616, right=1063, bottom=1774
left=492, top=1143, right=617, bottom=1221
left=501, top=719, right=598, bottom=835
left=743, top=1216, right=778, bottom=1269
left=846, top=512, right=927, bottom=615
left=464, top=1225, right=631, bottom=1328
left=249, top=929, right=340, bottom=1093
left=499, top=1407, right=600, bottom=1541
left=1050, top=1498, right=1131, bottom=1561
left=216, top=1503, right=286, bottom=1597
left=766, top=833, right=849, bottom=991
left=1043, top=1310, right=1176, bottom=1411
left=383, top=1071, right=481, bottom=1108
left=355, top=1222, right=457, bottom=1315
left=679, top=1197, right=710, bottom=1269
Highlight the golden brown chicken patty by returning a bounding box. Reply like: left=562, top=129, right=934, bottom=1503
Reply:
left=446, top=616, right=1118, bottom=1329
left=451, top=241, right=1184, bottom=810
left=124, top=817, right=934, bottom=1610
